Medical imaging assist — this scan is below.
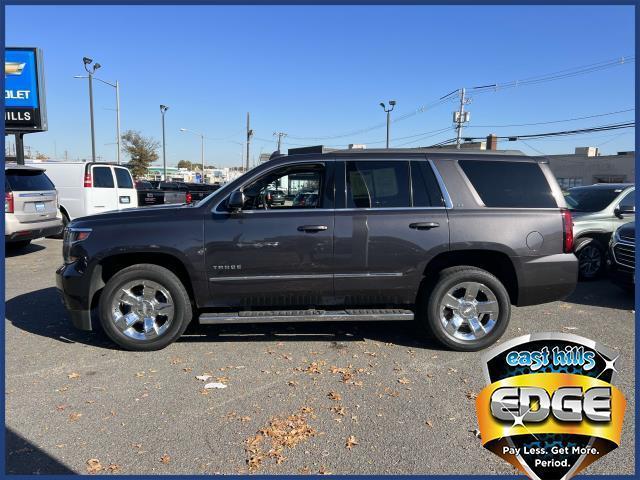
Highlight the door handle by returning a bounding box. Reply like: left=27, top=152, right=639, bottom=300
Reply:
left=297, top=225, right=328, bottom=232
left=409, top=222, right=440, bottom=230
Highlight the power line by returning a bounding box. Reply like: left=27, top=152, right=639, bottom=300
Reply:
left=465, top=107, right=634, bottom=128
left=284, top=55, right=634, bottom=141
left=462, top=121, right=634, bottom=142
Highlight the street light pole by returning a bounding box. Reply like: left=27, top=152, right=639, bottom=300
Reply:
left=83, top=57, right=101, bottom=162
left=200, top=133, right=205, bottom=183
left=180, top=128, right=206, bottom=183
left=115, top=81, right=121, bottom=164
left=379, top=100, right=396, bottom=148
left=160, top=105, right=169, bottom=180
left=74, top=74, right=120, bottom=163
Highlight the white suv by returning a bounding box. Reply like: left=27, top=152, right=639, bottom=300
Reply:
left=5, top=164, right=63, bottom=248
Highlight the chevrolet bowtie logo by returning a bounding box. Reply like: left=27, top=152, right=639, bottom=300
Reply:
left=5, top=62, right=26, bottom=76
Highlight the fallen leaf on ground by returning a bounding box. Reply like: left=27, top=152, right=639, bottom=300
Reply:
left=67, top=372, right=81, bottom=379
left=330, top=405, right=346, bottom=416
left=160, top=453, right=171, bottom=464
left=106, top=464, right=120, bottom=473
left=425, top=420, right=433, bottom=428
left=69, top=412, right=82, bottom=422
left=86, top=459, right=102, bottom=474
left=244, top=408, right=316, bottom=471
left=345, top=435, right=358, bottom=449
left=398, top=377, right=410, bottom=384
left=328, top=391, right=342, bottom=401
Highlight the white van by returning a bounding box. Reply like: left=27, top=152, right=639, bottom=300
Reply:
left=30, top=162, right=138, bottom=224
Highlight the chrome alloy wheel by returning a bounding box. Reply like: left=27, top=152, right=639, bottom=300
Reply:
left=438, top=281, right=499, bottom=342
left=578, top=244, right=602, bottom=276
left=110, top=280, right=175, bottom=341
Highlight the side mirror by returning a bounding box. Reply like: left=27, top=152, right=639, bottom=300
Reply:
left=228, top=190, right=245, bottom=212
left=615, top=205, right=635, bottom=217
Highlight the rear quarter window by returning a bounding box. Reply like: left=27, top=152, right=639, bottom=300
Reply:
left=93, top=166, right=115, bottom=188
left=114, top=168, right=134, bottom=188
left=459, top=160, right=557, bottom=208
left=5, top=170, right=55, bottom=191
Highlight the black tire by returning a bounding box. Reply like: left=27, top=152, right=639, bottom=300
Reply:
left=99, top=264, right=192, bottom=351
left=422, top=266, right=511, bottom=352
left=575, top=238, right=604, bottom=280
left=7, top=240, right=31, bottom=249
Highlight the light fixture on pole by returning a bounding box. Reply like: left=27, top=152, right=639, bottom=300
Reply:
left=160, top=105, right=169, bottom=180
left=82, top=57, right=101, bottom=161
left=180, top=128, right=205, bottom=183
left=379, top=100, right=396, bottom=148
left=73, top=75, right=121, bottom=164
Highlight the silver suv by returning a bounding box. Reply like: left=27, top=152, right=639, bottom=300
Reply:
left=565, top=183, right=635, bottom=279
left=5, top=164, right=63, bottom=248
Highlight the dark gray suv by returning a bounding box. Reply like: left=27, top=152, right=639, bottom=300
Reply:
left=57, top=149, right=578, bottom=352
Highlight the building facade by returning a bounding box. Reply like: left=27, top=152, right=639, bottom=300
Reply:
left=543, top=148, right=635, bottom=189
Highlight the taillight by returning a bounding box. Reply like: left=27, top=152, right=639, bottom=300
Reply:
left=561, top=208, right=573, bottom=253
left=186, top=192, right=192, bottom=204
left=5, top=192, right=14, bottom=213
left=84, top=173, right=92, bottom=187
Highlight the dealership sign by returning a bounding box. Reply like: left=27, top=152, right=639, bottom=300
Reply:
left=5, top=47, right=47, bottom=132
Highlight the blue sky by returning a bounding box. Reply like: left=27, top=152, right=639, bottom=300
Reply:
left=6, top=4, right=635, bottom=166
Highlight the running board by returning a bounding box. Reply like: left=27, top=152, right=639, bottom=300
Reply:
left=198, top=308, right=414, bottom=324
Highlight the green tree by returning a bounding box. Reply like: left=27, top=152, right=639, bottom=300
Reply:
left=121, top=130, right=159, bottom=178
left=177, top=160, right=192, bottom=169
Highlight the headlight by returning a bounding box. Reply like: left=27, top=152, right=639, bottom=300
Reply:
left=63, top=227, right=92, bottom=263
left=613, top=228, right=622, bottom=244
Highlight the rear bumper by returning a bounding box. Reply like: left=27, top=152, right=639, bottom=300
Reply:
left=55, top=263, right=93, bottom=330
left=515, top=253, right=578, bottom=306
left=5, top=218, right=63, bottom=242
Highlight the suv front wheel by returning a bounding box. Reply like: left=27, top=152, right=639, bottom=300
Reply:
left=99, top=264, right=192, bottom=351
left=423, top=266, right=511, bottom=351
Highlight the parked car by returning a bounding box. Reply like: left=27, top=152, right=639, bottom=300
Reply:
left=135, top=180, right=186, bottom=206
left=153, top=181, right=217, bottom=204
left=57, top=149, right=577, bottom=352
left=565, top=183, right=635, bottom=279
left=31, top=162, right=138, bottom=227
left=5, top=163, right=63, bottom=248
left=292, top=191, right=319, bottom=208
left=607, top=221, right=635, bottom=291
left=267, top=189, right=286, bottom=206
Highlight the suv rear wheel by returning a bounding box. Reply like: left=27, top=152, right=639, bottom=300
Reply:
left=99, top=264, right=192, bottom=351
left=423, top=266, right=510, bottom=351
left=575, top=238, right=604, bottom=280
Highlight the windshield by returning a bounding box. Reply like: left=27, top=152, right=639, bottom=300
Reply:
left=565, top=187, right=623, bottom=212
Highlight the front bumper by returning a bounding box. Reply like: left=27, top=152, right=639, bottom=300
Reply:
left=55, top=262, right=93, bottom=330
left=515, top=253, right=578, bottom=306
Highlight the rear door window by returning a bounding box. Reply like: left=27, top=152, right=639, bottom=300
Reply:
left=93, top=166, right=115, bottom=188
left=346, top=161, right=410, bottom=208
left=411, top=161, right=444, bottom=207
left=5, top=170, right=55, bottom=191
left=114, top=168, right=134, bottom=188
left=459, top=160, right=556, bottom=208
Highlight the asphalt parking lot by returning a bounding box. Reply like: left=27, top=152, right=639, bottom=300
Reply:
left=4, top=238, right=636, bottom=475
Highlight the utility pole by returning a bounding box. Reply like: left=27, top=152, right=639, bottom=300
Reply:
left=246, top=112, right=253, bottom=171
left=454, top=88, right=471, bottom=149
left=273, top=131, right=287, bottom=152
